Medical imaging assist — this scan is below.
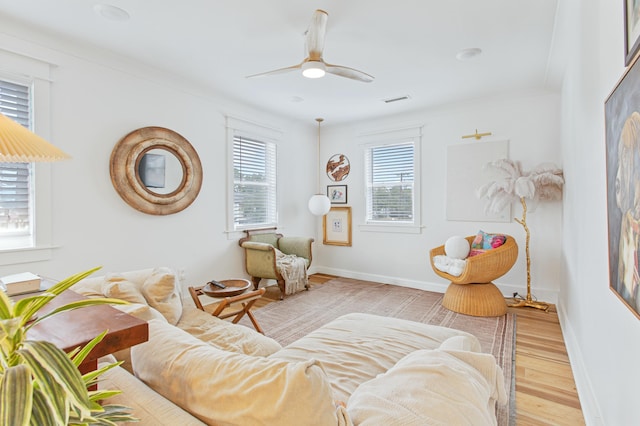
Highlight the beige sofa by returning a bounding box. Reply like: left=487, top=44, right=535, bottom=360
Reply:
left=73, top=267, right=507, bottom=426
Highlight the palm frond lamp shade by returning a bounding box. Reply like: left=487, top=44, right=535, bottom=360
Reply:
left=0, top=113, right=70, bottom=162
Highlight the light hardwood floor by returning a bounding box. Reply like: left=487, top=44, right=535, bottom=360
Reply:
left=251, top=274, right=585, bottom=425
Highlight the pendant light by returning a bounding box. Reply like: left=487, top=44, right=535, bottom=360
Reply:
left=308, top=118, right=331, bottom=216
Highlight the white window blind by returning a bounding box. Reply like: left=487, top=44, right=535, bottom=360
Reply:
left=0, top=79, right=33, bottom=241
left=365, top=142, right=414, bottom=222
left=233, top=135, right=277, bottom=229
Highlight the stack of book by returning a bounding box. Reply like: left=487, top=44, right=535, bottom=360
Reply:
left=0, top=272, right=42, bottom=296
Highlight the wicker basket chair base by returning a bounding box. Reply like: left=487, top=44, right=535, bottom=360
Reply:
left=442, top=282, right=507, bottom=317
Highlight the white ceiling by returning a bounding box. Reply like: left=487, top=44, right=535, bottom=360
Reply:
left=0, top=1, right=561, bottom=125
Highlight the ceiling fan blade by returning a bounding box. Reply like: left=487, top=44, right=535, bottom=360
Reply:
left=325, top=63, right=375, bottom=83
left=245, top=63, right=302, bottom=79
left=306, top=9, right=328, bottom=60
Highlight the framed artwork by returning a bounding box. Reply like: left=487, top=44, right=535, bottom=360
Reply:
left=625, top=0, right=640, bottom=66
left=327, top=185, right=347, bottom=204
left=326, top=154, right=350, bottom=181
left=605, top=52, right=640, bottom=319
left=323, top=207, right=352, bottom=246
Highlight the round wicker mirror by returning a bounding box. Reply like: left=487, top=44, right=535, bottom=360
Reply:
left=110, top=127, right=203, bottom=215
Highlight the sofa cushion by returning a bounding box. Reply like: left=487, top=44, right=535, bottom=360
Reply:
left=102, top=275, right=147, bottom=305
left=113, top=303, right=167, bottom=323
left=98, top=356, right=206, bottom=425
left=131, top=320, right=349, bottom=426
left=176, top=306, right=281, bottom=356
left=141, top=267, right=182, bottom=325
left=269, top=313, right=480, bottom=402
left=346, top=347, right=507, bottom=425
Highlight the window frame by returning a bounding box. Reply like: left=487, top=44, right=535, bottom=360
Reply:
left=226, top=116, right=281, bottom=234
left=0, top=51, right=55, bottom=266
left=360, top=125, right=423, bottom=234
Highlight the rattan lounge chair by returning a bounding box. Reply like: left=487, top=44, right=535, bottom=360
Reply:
left=429, top=235, right=518, bottom=317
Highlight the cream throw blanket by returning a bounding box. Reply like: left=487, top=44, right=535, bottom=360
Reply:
left=275, top=249, right=308, bottom=295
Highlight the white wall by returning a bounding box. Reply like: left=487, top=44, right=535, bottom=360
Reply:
left=313, top=91, right=564, bottom=302
left=557, top=0, right=640, bottom=424
left=0, top=19, right=317, bottom=290
left=0, top=19, right=565, bottom=306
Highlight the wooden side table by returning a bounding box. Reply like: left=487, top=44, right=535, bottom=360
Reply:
left=188, top=280, right=265, bottom=334
left=27, top=290, right=148, bottom=383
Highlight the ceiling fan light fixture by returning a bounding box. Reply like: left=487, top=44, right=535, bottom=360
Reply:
left=302, top=61, right=326, bottom=79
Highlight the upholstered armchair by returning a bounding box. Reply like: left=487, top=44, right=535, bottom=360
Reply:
left=239, top=230, right=314, bottom=299
left=429, top=235, right=518, bottom=317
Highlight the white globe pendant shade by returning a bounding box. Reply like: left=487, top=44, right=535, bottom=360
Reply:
left=308, top=194, right=331, bottom=216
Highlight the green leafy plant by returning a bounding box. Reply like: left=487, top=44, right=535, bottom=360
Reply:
left=0, top=267, right=138, bottom=426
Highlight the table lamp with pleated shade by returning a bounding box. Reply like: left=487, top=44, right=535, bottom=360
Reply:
left=0, top=113, right=70, bottom=162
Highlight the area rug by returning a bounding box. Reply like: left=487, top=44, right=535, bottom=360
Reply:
left=241, top=277, right=515, bottom=426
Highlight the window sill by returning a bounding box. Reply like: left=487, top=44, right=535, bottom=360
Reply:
left=0, top=246, right=57, bottom=266
left=359, top=223, right=423, bottom=234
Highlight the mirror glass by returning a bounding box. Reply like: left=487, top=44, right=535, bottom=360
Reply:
left=138, top=148, right=184, bottom=195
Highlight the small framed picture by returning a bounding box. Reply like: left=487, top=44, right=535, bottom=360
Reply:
left=323, top=207, right=352, bottom=246
left=327, top=185, right=347, bottom=204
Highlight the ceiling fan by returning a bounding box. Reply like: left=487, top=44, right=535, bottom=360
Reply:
left=246, top=9, right=374, bottom=83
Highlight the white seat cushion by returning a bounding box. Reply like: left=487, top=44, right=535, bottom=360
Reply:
left=131, top=320, right=349, bottom=426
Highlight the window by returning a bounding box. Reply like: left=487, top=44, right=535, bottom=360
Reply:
left=232, top=135, right=277, bottom=230
left=0, top=51, right=54, bottom=265
left=0, top=79, right=34, bottom=249
left=362, top=126, right=422, bottom=233
left=365, top=142, right=414, bottom=221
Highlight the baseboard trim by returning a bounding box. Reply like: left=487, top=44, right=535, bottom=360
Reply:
left=556, top=299, right=604, bottom=426
left=311, top=266, right=559, bottom=303
left=315, top=266, right=448, bottom=294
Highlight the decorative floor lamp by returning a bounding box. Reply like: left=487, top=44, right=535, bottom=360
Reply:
left=0, top=113, right=69, bottom=162
left=476, top=159, right=564, bottom=311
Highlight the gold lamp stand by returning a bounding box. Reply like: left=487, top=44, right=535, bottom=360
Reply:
left=508, top=197, right=550, bottom=312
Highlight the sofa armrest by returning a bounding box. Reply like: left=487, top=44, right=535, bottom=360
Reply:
left=240, top=241, right=273, bottom=251
left=98, top=359, right=206, bottom=425
left=240, top=241, right=279, bottom=280
left=278, top=237, right=314, bottom=266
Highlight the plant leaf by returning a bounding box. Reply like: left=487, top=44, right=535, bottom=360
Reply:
left=0, top=364, right=32, bottom=426
left=13, top=294, right=57, bottom=328
left=82, top=357, right=121, bottom=385
left=0, top=288, right=12, bottom=319
left=20, top=340, right=92, bottom=420
left=44, top=267, right=103, bottom=297
left=88, top=389, right=122, bottom=402
left=71, top=330, right=107, bottom=368
left=89, top=404, right=138, bottom=424
left=30, top=388, right=57, bottom=426
left=0, top=317, right=23, bottom=344
left=18, top=345, right=69, bottom=425
left=27, top=298, right=128, bottom=332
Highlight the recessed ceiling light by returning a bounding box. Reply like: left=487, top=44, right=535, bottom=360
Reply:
left=456, top=47, right=482, bottom=61
left=94, top=4, right=130, bottom=22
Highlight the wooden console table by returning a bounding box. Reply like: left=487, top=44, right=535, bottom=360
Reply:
left=27, top=290, right=148, bottom=376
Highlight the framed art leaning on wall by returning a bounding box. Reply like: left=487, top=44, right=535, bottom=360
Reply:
left=323, top=207, right=352, bottom=246
left=625, top=0, right=640, bottom=66
left=605, top=52, right=640, bottom=319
